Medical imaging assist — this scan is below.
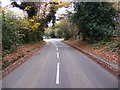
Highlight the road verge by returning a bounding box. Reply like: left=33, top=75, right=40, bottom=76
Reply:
left=62, top=41, right=119, bottom=79
left=2, top=41, right=46, bottom=79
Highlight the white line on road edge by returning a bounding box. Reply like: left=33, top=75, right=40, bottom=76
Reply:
left=56, top=63, right=60, bottom=84
left=57, top=52, right=59, bottom=59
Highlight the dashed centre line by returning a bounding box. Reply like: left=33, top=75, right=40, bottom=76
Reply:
left=56, top=62, right=60, bottom=84
left=56, top=45, right=60, bottom=84
left=56, top=48, right=58, bottom=51
left=57, top=52, right=59, bottom=59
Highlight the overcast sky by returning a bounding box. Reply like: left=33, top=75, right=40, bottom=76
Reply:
left=0, top=0, right=12, bottom=7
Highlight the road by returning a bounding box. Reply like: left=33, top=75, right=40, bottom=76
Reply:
left=2, top=39, right=118, bottom=88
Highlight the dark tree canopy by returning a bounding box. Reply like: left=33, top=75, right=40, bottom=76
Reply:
left=11, top=2, right=38, bottom=18
left=69, top=2, right=116, bottom=43
left=11, top=2, right=59, bottom=26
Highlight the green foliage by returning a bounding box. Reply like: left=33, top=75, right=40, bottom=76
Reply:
left=44, top=32, right=50, bottom=38
left=2, top=2, right=69, bottom=52
left=11, top=1, right=68, bottom=41
left=90, top=40, right=119, bottom=54
left=63, top=29, right=71, bottom=40
left=55, top=29, right=63, bottom=38
left=2, top=11, right=22, bottom=53
left=53, top=19, right=71, bottom=40
left=11, top=2, right=67, bottom=27
left=2, top=10, right=43, bottom=53
left=11, top=2, right=38, bottom=18
left=90, top=40, right=108, bottom=49
left=104, top=41, right=118, bottom=52
left=70, top=2, right=117, bottom=43
left=50, top=30, right=56, bottom=38
left=19, top=17, right=43, bottom=43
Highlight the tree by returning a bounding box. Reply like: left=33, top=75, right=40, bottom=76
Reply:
left=70, top=2, right=117, bottom=43
left=11, top=2, right=38, bottom=18
left=50, top=30, right=56, bottom=38
left=11, top=2, right=69, bottom=41
left=56, top=29, right=63, bottom=38
left=2, top=10, right=22, bottom=53
left=56, top=18, right=71, bottom=40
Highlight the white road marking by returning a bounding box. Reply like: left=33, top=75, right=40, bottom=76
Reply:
left=57, top=52, right=59, bottom=59
left=56, top=63, right=60, bottom=84
left=56, top=48, right=58, bottom=51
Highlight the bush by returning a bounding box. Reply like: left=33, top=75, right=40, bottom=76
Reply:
left=2, top=11, right=22, bottom=53
left=70, top=2, right=116, bottom=43
left=2, top=10, right=43, bottom=53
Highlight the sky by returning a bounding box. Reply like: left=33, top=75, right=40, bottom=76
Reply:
left=0, top=0, right=26, bottom=17
left=0, top=0, right=12, bottom=7
left=0, top=0, right=21, bottom=7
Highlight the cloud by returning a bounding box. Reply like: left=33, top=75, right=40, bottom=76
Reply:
left=0, top=0, right=12, bottom=7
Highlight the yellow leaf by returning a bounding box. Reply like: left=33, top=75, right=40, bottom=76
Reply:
left=24, top=6, right=31, bottom=11
left=29, top=19, right=34, bottom=22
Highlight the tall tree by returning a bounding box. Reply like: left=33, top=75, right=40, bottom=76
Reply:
left=70, top=2, right=116, bottom=43
left=11, top=2, right=38, bottom=18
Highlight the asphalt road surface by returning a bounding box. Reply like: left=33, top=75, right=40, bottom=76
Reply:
left=2, top=39, right=118, bottom=88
